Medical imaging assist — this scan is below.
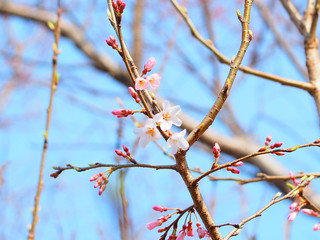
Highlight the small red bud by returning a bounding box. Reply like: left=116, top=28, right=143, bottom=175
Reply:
left=273, top=152, right=285, bottom=156
left=270, top=142, right=283, bottom=149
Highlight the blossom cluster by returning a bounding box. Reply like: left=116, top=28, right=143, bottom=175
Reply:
left=89, top=172, right=109, bottom=195
left=134, top=100, right=189, bottom=154
left=115, top=145, right=137, bottom=164
left=111, top=57, right=189, bottom=155
left=146, top=205, right=210, bottom=239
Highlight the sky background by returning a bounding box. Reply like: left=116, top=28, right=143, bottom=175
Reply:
left=1, top=0, right=320, bottom=239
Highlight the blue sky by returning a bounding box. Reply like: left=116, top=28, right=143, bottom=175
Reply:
left=1, top=0, right=320, bottom=240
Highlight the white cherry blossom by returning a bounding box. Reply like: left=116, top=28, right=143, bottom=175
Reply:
left=154, top=101, right=182, bottom=131
left=134, top=119, right=161, bottom=147
left=167, top=129, right=189, bottom=154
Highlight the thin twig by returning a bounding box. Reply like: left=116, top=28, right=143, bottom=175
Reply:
left=193, top=141, right=320, bottom=184
left=185, top=0, right=253, bottom=147
left=27, top=4, right=62, bottom=240
left=255, top=0, right=308, bottom=79
left=192, top=168, right=320, bottom=184
left=169, top=0, right=313, bottom=92
left=224, top=176, right=314, bottom=239
left=50, top=162, right=177, bottom=178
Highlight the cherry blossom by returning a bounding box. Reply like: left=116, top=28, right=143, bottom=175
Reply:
left=154, top=101, right=182, bottom=131
left=135, top=77, right=149, bottom=90
left=167, top=129, right=189, bottom=154
left=196, top=223, right=210, bottom=239
left=176, top=225, right=187, bottom=240
left=146, top=73, right=161, bottom=89
left=134, top=119, right=161, bottom=147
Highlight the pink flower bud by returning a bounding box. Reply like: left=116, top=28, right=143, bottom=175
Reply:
left=152, top=205, right=168, bottom=212
left=115, top=149, right=126, bottom=157
left=128, top=87, right=141, bottom=103
left=226, top=167, right=240, bottom=174
left=301, top=209, right=320, bottom=217
left=112, top=109, right=133, bottom=118
left=270, top=142, right=283, bottom=149
left=99, top=184, right=107, bottom=195
left=105, top=35, right=118, bottom=49
left=288, top=211, right=298, bottom=221
left=265, top=135, right=272, bottom=145
left=142, top=57, right=156, bottom=75
left=112, top=0, right=126, bottom=14
left=135, top=77, right=149, bottom=90
left=212, top=143, right=221, bottom=158
left=233, top=161, right=244, bottom=167
left=258, top=146, right=267, bottom=152
left=313, top=223, right=320, bottom=231
left=146, top=220, right=162, bottom=230
left=273, top=152, right=285, bottom=156
left=89, top=173, right=101, bottom=181
left=93, top=178, right=102, bottom=188
left=289, top=171, right=300, bottom=185
left=187, top=221, right=194, bottom=237
left=289, top=202, right=298, bottom=210
left=122, top=145, right=129, bottom=153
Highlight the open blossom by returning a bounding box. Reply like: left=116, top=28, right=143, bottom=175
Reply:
left=196, top=223, right=210, bottom=239
left=154, top=101, right=182, bottom=131
left=177, top=225, right=187, bottom=240
left=167, top=129, right=189, bottom=154
left=134, top=119, right=161, bottom=147
left=146, top=73, right=161, bottom=89
left=135, top=77, right=149, bottom=90
left=142, top=57, right=156, bottom=75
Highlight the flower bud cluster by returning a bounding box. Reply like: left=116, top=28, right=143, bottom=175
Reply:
left=226, top=161, right=244, bottom=174
left=115, top=145, right=137, bottom=164
left=89, top=172, right=109, bottom=195
left=105, top=35, right=118, bottom=49
left=112, top=0, right=126, bottom=15
left=258, top=135, right=285, bottom=155
left=146, top=205, right=209, bottom=239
